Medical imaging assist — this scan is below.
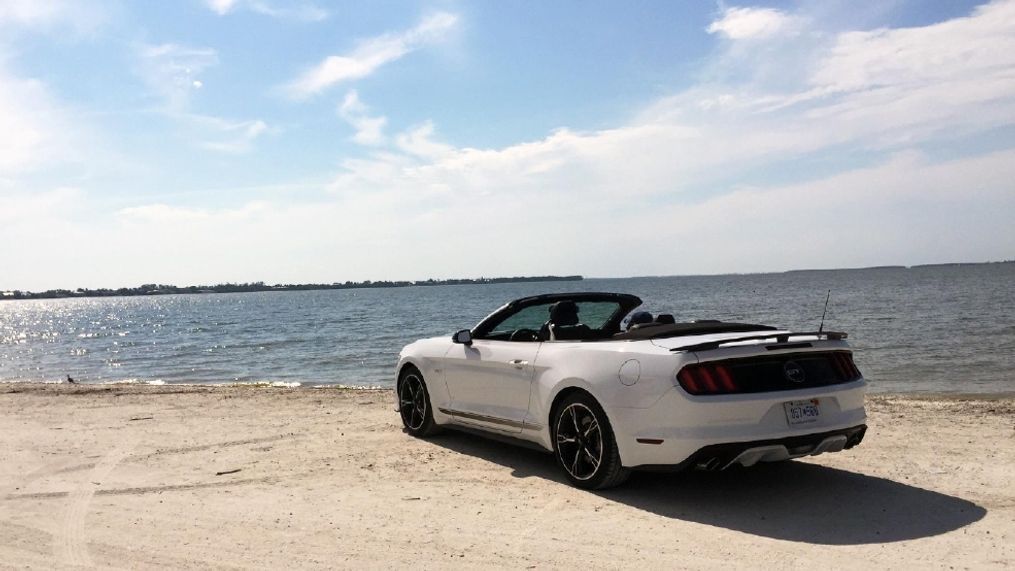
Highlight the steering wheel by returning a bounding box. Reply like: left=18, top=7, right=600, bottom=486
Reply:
left=509, top=328, right=540, bottom=342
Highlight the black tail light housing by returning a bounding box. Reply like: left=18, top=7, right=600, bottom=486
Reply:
left=677, top=352, right=863, bottom=396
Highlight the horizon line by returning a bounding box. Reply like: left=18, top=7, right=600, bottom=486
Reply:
left=3, top=259, right=1012, bottom=296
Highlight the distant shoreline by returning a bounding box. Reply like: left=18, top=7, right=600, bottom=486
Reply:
left=783, top=260, right=1015, bottom=273
left=594, top=259, right=1015, bottom=279
left=0, top=275, right=584, bottom=301
left=4, top=259, right=1013, bottom=301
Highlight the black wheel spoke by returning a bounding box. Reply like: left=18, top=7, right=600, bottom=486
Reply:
left=400, top=375, right=427, bottom=431
left=556, top=403, right=605, bottom=481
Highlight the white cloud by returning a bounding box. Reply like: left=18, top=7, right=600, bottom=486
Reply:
left=707, top=6, right=801, bottom=40
left=0, top=71, right=57, bottom=173
left=0, top=186, right=82, bottom=222
left=627, top=149, right=1015, bottom=273
left=0, top=1, right=102, bottom=197
left=205, top=0, right=238, bottom=15
left=0, top=62, right=81, bottom=175
left=116, top=201, right=271, bottom=223
left=5, top=2, right=1015, bottom=289
left=248, top=2, right=327, bottom=22
left=0, top=2, right=101, bottom=177
left=205, top=0, right=327, bottom=21
left=195, top=117, right=270, bottom=154
left=0, top=0, right=106, bottom=34
left=0, top=0, right=64, bottom=26
left=284, top=12, right=459, bottom=98
left=810, top=1, right=1015, bottom=95
left=133, top=42, right=272, bottom=154
left=308, top=0, right=1015, bottom=273
left=337, top=90, right=387, bottom=146
left=136, top=43, right=219, bottom=111
left=63, top=148, right=1008, bottom=290
left=395, top=121, right=454, bottom=160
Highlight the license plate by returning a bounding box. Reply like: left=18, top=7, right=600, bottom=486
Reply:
left=784, top=399, right=821, bottom=426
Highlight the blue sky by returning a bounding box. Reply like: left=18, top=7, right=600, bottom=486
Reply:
left=1, top=0, right=1013, bottom=290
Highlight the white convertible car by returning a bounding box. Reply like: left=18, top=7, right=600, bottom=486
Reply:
left=395, top=292, right=867, bottom=489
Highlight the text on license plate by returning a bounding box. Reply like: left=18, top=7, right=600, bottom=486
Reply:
left=784, top=399, right=821, bottom=426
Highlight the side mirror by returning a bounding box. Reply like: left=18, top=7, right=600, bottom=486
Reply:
left=452, top=329, right=473, bottom=346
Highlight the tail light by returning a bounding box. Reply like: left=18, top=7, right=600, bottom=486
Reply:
left=676, top=352, right=863, bottom=396
left=832, top=352, right=862, bottom=381
left=678, top=363, right=740, bottom=395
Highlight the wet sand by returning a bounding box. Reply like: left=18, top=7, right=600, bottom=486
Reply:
left=1, top=383, right=1012, bottom=569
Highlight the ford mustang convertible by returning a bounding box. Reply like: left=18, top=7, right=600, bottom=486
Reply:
left=395, top=292, right=867, bottom=489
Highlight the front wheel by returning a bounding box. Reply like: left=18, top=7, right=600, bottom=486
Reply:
left=552, top=392, right=629, bottom=489
left=398, top=367, right=440, bottom=437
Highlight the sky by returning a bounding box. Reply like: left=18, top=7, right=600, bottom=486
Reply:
left=2, top=0, right=1014, bottom=291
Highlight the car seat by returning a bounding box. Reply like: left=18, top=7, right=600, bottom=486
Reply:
left=543, top=301, right=593, bottom=341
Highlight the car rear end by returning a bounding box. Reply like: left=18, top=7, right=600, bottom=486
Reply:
left=611, top=333, right=867, bottom=470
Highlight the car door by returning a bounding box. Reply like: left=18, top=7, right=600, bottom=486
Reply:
left=441, top=339, right=540, bottom=433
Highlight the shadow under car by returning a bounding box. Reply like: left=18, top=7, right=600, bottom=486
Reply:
left=427, top=428, right=987, bottom=545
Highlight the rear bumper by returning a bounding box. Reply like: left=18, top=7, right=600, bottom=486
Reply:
left=609, top=379, right=867, bottom=468
left=637, top=424, right=867, bottom=472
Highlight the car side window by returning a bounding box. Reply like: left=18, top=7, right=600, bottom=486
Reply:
left=477, top=300, right=627, bottom=341
left=487, top=304, right=552, bottom=338
left=575, top=302, right=621, bottom=330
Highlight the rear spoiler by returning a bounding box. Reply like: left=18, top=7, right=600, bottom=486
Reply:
left=669, top=331, right=848, bottom=353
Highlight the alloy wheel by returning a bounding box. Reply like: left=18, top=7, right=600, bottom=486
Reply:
left=399, top=374, right=427, bottom=431
left=555, top=403, right=604, bottom=481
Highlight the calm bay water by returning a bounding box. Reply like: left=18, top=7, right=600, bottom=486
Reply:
left=2, top=264, right=1013, bottom=394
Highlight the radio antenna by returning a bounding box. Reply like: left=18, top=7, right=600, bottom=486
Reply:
left=818, top=289, right=831, bottom=333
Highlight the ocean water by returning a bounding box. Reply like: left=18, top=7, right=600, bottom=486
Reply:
left=1, top=264, right=1013, bottom=394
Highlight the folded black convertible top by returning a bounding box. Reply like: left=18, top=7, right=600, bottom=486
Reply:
left=612, top=321, right=777, bottom=341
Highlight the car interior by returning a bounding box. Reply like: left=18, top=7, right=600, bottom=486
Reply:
left=535, top=305, right=679, bottom=340
left=539, top=301, right=594, bottom=341
left=469, top=293, right=779, bottom=346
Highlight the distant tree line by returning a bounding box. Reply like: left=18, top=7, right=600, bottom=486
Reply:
left=0, top=275, right=584, bottom=300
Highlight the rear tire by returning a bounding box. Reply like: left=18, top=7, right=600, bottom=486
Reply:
left=552, top=392, right=629, bottom=489
left=398, top=366, right=440, bottom=437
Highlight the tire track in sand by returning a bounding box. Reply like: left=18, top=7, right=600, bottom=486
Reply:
left=0, top=459, right=74, bottom=517
left=56, top=441, right=135, bottom=568
left=50, top=433, right=302, bottom=476
left=0, top=459, right=76, bottom=561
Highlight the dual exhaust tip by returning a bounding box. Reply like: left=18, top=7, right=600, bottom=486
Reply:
left=694, top=434, right=852, bottom=471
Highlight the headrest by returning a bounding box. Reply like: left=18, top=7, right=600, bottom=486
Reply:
left=654, top=314, right=676, bottom=324
left=548, top=300, right=580, bottom=326
left=627, top=311, right=654, bottom=330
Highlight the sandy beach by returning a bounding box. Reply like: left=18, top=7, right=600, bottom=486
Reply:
left=1, top=384, right=1012, bottom=569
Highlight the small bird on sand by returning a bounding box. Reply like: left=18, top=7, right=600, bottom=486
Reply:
left=66, top=375, right=76, bottom=384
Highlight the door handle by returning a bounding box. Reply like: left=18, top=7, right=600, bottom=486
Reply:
left=508, top=359, right=529, bottom=368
